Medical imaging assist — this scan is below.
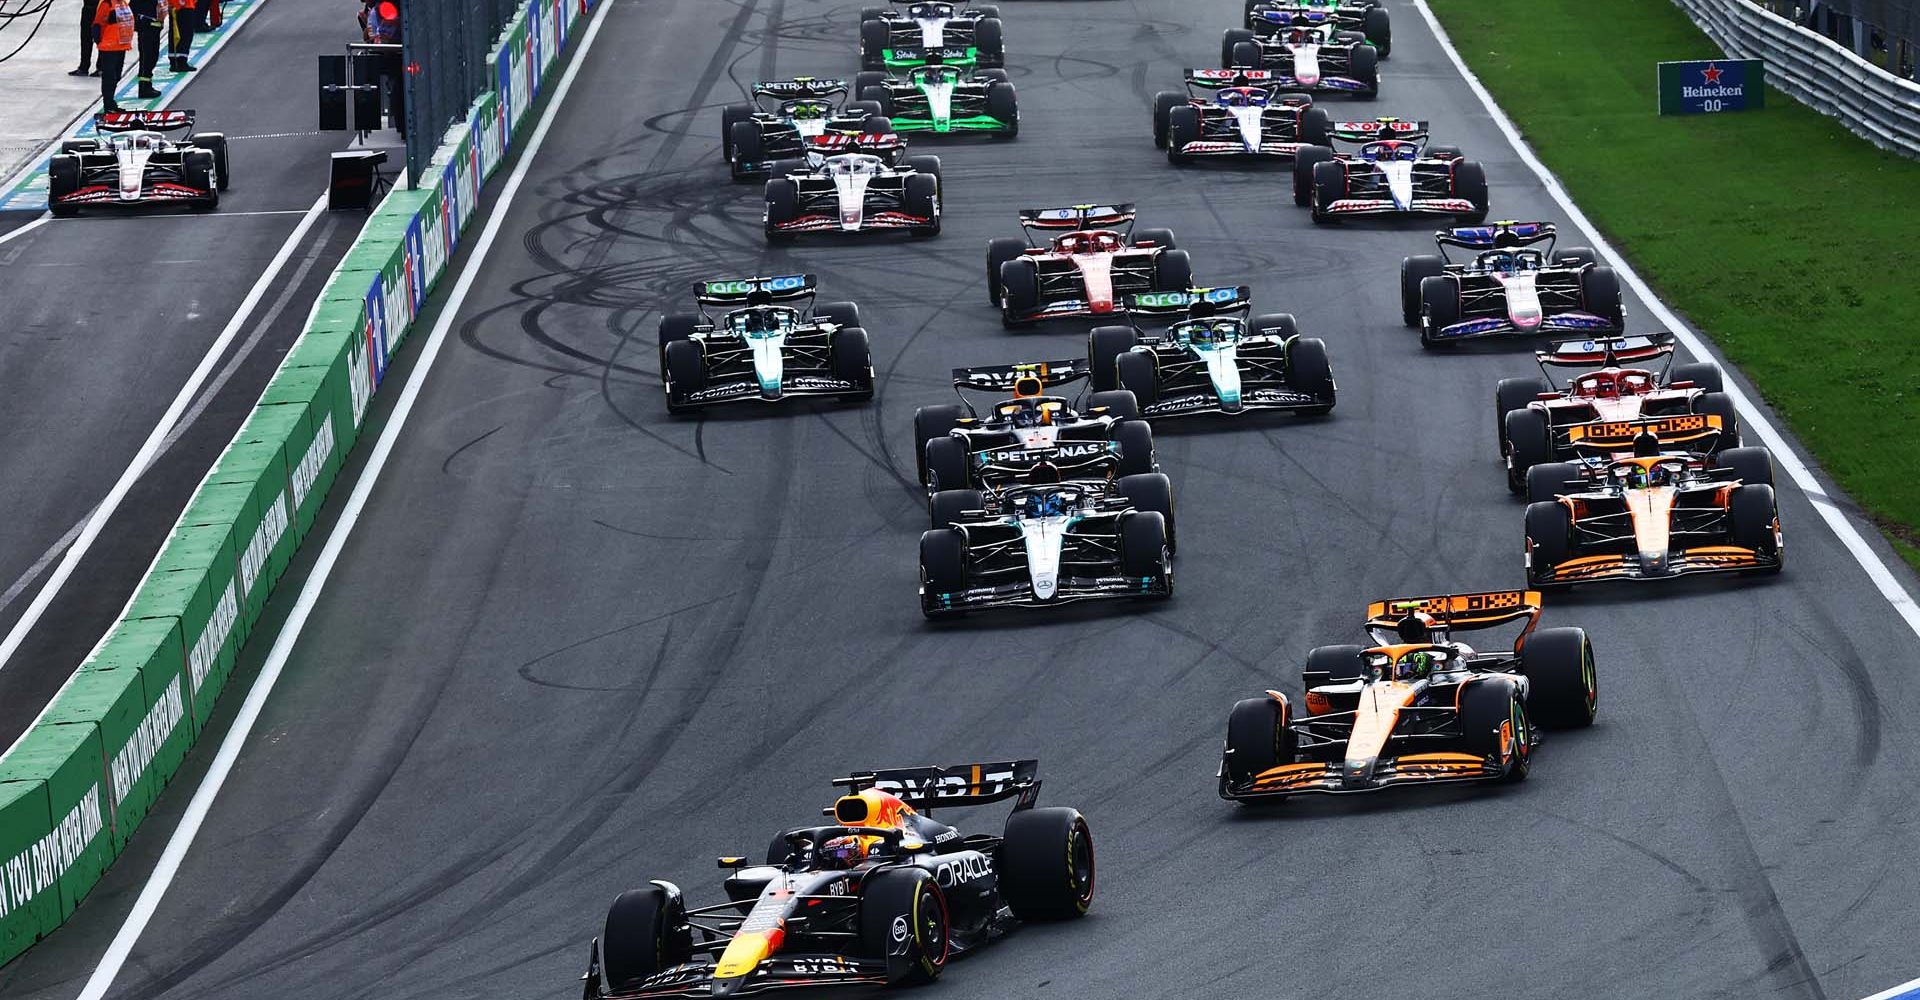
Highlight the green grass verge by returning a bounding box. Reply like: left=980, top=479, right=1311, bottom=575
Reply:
left=1428, top=0, right=1920, bottom=557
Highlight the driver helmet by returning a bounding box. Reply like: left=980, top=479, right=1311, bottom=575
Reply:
left=1395, top=611, right=1436, bottom=644
left=821, top=833, right=884, bottom=869
left=1646, top=463, right=1674, bottom=487
left=1396, top=649, right=1437, bottom=682
left=1189, top=322, right=1216, bottom=346
left=1624, top=464, right=1650, bottom=489
left=1010, top=401, right=1053, bottom=428
left=741, top=306, right=780, bottom=335
left=1022, top=491, right=1067, bottom=518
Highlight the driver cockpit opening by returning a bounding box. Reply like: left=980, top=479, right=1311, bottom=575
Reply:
left=1216, top=87, right=1271, bottom=107
left=1571, top=368, right=1655, bottom=399
left=996, top=396, right=1066, bottom=427
left=729, top=303, right=795, bottom=336
left=1054, top=230, right=1124, bottom=255
left=1610, top=458, right=1684, bottom=489
left=1475, top=248, right=1545, bottom=273
left=910, top=65, right=962, bottom=85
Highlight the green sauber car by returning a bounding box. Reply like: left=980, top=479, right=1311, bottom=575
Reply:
left=855, top=66, right=1018, bottom=138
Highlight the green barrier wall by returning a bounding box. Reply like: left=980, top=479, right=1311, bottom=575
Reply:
left=0, top=0, right=590, bottom=966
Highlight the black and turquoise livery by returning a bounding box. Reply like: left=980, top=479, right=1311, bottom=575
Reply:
left=859, top=2, right=1005, bottom=71
left=855, top=66, right=1018, bottom=138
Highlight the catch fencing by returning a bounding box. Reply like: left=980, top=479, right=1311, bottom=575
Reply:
left=1672, top=0, right=1920, bottom=157
left=401, top=0, right=520, bottom=185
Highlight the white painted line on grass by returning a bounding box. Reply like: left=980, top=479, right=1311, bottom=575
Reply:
left=1411, top=0, right=1920, bottom=642
left=0, top=190, right=328, bottom=677
left=69, top=0, right=617, bottom=994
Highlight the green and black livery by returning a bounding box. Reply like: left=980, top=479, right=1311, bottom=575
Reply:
left=855, top=66, right=1017, bottom=138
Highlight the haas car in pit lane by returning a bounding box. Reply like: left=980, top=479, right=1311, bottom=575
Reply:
left=658, top=275, right=875, bottom=413
left=861, top=1, right=1006, bottom=71
left=1497, top=334, right=1740, bottom=492
left=1401, top=221, right=1624, bottom=348
left=1244, top=1, right=1390, bottom=57
left=47, top=110, right=228, bottom=215
left=580, top=761, right=1093, bottom=999
left=1152, top=69, right=1333, bottom=163
left=721, top=78, right=887, bottom=180
left=1221, top=13, right=1380, bottom=98
left=985, top=205, right=1193, bottom=328
left=1220, top=591, right=1596, bottom=802
left=763, top=130, right=942, bottom=241
left=1088, top=286, right=1336, bottom=420
left=855, top=65, right=1019, bottom=137
left=1293, top=118, right=1488, bottom=224
left=1524, top=442, right=1783, bottom=588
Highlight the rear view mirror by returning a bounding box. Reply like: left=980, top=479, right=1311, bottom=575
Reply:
left=717, top=856, right=747, bottom=869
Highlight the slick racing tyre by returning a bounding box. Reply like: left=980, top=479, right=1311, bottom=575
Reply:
left=1524, top=501, right=1574, bottom=590
left=1503, top=406, right=1553, bottom=493
left=904, top=173, right=940, bottom=237
left=1301, top=107, right=1334, bottom=148
left=974, top=17, right=1005, bottom=67
left=999, top=807, right=1095, bottom=921
left=1715, top=446, right=1774, bottom=488
left=1152, top=90, right=1183, bottom=148
left=1134, top=226, right=1177, bottom=251
left=1580, top=265, right=1626, bottom=328
left=728, top=123, right=765, bottom=180
left=658, top=314, right=700, bottom=348
left=970, top=3, right=1001, bottom=17
left=829, top=327, right=874, bottom=398
left=1401, top=254, right=1446, bottom=327
left=764, top=179, right=799, bottom=242
left=1086, top=389, right=1140, bottom=421
left=58, top=138, right=99, bottom=154
left=1694, top=391, right=1741, bottom=449
left=1349, top=43, right=1380, bottom=99
left=1151, top=248, right=1193, bottom=291
left=987, top=237, right=1027, bottom=306
left=1363, top=6, right=1391, bottom=57
left=1088, top=326, right=1139, bottom=392
left=860, top=19, right=889, bottom=70
left=1225, top=696, right=1296, bottom=786
left=1450, top=159, right=1488, bottom=223
left=986, top=82, right=1019, bottom=138
left=1556, top=245, right=1599, bottom=269
left=1118, top=512, right=1171, bottom=586
left=1525, top=462, right=1582, bottom=505
left=919, top=529, right=968, bottom=619
left=1114, top=351, right=1158, bottom=407
left=1301, top=644, right=1365, bottom=690
left=1310, top=160, right=1345, bottom=224
left=663, top=340, right=705, bottom=415
left=923, top=435, right=971, bottom=491
left=1418, top=274, right=1462, bottom=348
left=903, top=154, right=943, bottom=185
left=859, top=85, right=895, bottom=118
left=1519, top=626, right=1598, bottom=728
left=46, top=156, right=80, bottom=217
left=720, top=103, right=753, bottom=162
left=913, top=405, right=965, bottom=483
left=1292, top=144, right=1333, bottom=207
left=815, top=300, right=861, bottom=329
left=999, top=257, right=1039, bottom=326
left=1287, top=337, right=1335, bottom=415
left=1494, top=378, right=1552, bottom=451
left=183, top=151, right=218, bottom=211
left=1222, top=28, right=1257, bottom=68
left=1250, top=312, right=1298, bottom=339
left=599, top=886, right=692, bottom=995
left=1459, top=680, right=1531, bottom=782
left=929, top=489, right=983, bottom=530
left=1113, top=418, right=1157, bottom=476
left=1669, top=361, right=1725, bottom=393
left=1729, top=484, right=1783, bottom=571
left=1166, top=107, right=1199, bottom=164
left=860, top=869, right=949, bottom=985
left=1117, top=472, right=1176, bottom=553
left=1427, top=145, right=1463, bottom=162
left=191, top=132, right=230, bottom=190
left=1230, top=40, right=1263, bottom=70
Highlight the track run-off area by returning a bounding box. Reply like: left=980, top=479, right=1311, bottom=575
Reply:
left=3, top=1, right=1918, bottom=999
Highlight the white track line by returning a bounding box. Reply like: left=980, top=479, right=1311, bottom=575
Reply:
left=0, top=190, right=327, bottom=678
left=69, top=0, right=615, bottom=995
left=1862, top=976, right=1920, bottom=1000
left=0, top=216, right=49, bottom=246
left=1411, top=0, right=1920, bottom=642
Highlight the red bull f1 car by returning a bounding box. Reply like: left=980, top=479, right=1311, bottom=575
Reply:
left=722, top=79, right=886, bottom=181
left=855, top=66, right=1017, bottom=137
left=581, top=761, right=1093, bottom=998
left=1497, top=334, right=1740, bottom=492
left=658, top=275, right=875, bottom=414
left=1401, top=221, right=1624, bottom=347
left=1152, top=69, right=1332, bottom=163
left=763, top=131, right=942, bottom=241
left=861, top=1, right=1005, bottom=71
left=1220, top=591, right=1597, bottom=802
left=1524, top=447, right=1784, bottom=587
left=1292, top=119, right=1486, bottom=224
left=47, top=110, right=228, bottom=215
left=1245, top=1, right=1390, bottom=57
left=985, top=205, right=1192, bottom=328
left=1087, top=286, right=1336, bottom=419
left=1221, top=14, right=1379, bottom=98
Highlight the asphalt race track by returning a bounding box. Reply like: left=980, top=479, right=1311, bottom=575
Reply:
left=4, top=1, right=1918, bottom=999
left=0, top=0, right=372, bottom=745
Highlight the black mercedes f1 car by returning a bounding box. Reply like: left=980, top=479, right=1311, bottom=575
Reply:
left=658, top=275, right=874, bottom=413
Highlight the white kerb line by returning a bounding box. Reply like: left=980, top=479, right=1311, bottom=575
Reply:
left=70, top=0, right=618, bottom=996
left=0, top=191, right=327, bottom=674
left=1410, top=0, right=1920, bottom=642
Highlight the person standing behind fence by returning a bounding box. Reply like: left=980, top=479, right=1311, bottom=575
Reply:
left=167, top=0, right=206, bottom=73
left=92, top=0, right=135, bottom=113
left=131, top=0, right=164, bottom=98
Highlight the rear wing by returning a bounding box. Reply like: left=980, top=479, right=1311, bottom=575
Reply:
left=1126, top=286, right=1254, bottom=317
left=1329, top=119, right=1430, bottom=144
left=752, top=78, right=848, bottom=101
left=695, top=274, right=816, bottom=308
left=1563, top=413, right=1726, bottom=452
left=1437, top=221, right=1556, bottom=252
left=1250, top=7, right=1344, bottom=29
left=834, top=760, right=1041, bottom=812
left=1536, top=334, right=1676, bottom=369
left=1018, top=204, right=1137, bottom=235
left=1365, top=590, right=1542, bottom=635
left=806, top=132, right=905, bottom=156
left=95, top=110, right=194, bottom=133
left=951, top=359, right=1092, bottom=398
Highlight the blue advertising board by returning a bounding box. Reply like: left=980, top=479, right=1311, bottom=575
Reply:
left=1658, top=59, right=1765, bottom=115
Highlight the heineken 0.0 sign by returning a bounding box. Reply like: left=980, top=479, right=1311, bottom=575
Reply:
left=1658, top=59, right=1765, bottom=115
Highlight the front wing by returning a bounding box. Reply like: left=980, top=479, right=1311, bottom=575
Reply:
left=1219, top=752, right=1502, bottom=800
left=608, top=955, right=889, bottom=999
left=1427, top=310, right=1618, bottom=343
left=668, top=374, right=870, bottom=408
left=1532, top=544, right=1781, bottom=585
left=923, top=572, right=1170, bottom=615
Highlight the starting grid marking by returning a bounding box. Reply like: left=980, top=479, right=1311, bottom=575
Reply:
left=0, top=0, right=261, bottom=214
